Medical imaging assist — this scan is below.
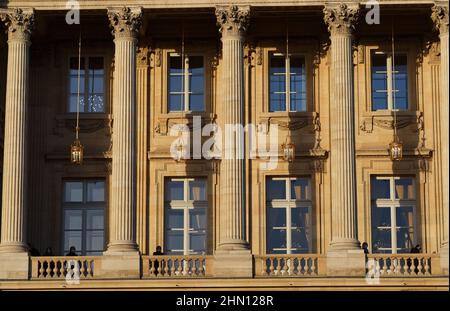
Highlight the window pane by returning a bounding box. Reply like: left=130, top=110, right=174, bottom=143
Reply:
left=291, top=227, right=310, bottom=253
left=165, top=232, right=184, bottom=253
left=169, top=75, right=183, bottom=92
left=269, top=93, right=286, bottom=112
left=189, top=56, right=204, bottom=75
left=168, top=94, right=184, bottom=112
left=87, top=94, right=104, bottom=112
left=371, top=207, right=392, bottom=253
left=190, top=75, right=204, bottom=94
left=169, top=55, right=183, bottom=74
left=266, top=178, right=286, bottom=200
left=69, top=95, right=82, bottom=113
left=70, top=57, right=85, bottom=75
left=371, top=178, right=390, bottom=200
left=396, top=206, right=415, bottom=253
left=166, top=208, right=184, bottom=229
left=89, top=76, right=104, bottom=94
left=86, top=209, right=104, bottom=230
left=395, top=178, right=414, bottom=199
left=165, top=180, right=184, bottom=201
left=291, top=178, right=310, bottom=200
left=270, top=55, right=285, bottom=74
left=268, top=207, right=286, bottom=227
left=189, top=95, right=205, bottom=112
left=64, top=231, right=82, bottom=253
left=70, top=76, right=85, bottom=93
left=189, top=180, right=206, bottom=201
left=190, top=233, right=206, bottom=254
left=87, top=181, right=105, bottom=202
left=291, top=207, right=310, bottom=228
left=190, top=208, right=206, bottom=230
left=88, top=57, right=103, bottom=71
left=267, top=229, right=286, bottom=253
left=64, top=210, right=82, bottom=230
left=86, top=230, right=104, bottom=252
left=65, top=182, right=83, bottom=202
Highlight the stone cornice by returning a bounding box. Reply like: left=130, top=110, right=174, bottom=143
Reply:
left=0, top=8, right=34, bottom=41
left=215, top=5, right=250, bottom=37
left=431, top=4, right=449, bottom=35
left=107, top=6, right=142, bottom=40
left=323, top=3, right=359, bottom=36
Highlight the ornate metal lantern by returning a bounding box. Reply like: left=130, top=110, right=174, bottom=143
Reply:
left=282, top=137, right=295, bottom=162
left=389, top=139, right=403, bottom=161
left=70, top=137, right=84, bottom=165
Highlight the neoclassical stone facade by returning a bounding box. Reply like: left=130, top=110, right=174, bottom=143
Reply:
left=0, top=1, right=448, bottom=290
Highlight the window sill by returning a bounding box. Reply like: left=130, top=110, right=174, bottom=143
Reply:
left=53, top=113, right=113, bottom=137
left=258, top=111, right=318, bottom=132
left=359, top=111, right=422, bottom=134
left=154, top=112, right=217, bottom=136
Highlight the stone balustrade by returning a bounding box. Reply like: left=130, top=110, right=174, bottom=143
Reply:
left=255, top=254, right=323, bottom=277
left=30, top=256, right=99, bottom=279
left=366, top=254, right=441, bottom=277
left=141, top=255, right=210, bottom=278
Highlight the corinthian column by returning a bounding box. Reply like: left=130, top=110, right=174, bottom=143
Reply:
left=432, top=3, right=449, bottom=275
left=213, top=5, right=252, bottom=277
left=216, top=5, right=249, bottom=251
left=105, top=7, right=142, bottom=254
left=324, top=4, right=364, bottom=276
left=0, top=8, right=34, bottom=279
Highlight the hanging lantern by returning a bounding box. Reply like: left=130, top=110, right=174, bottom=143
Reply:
left=389, top=140, right=403, bottom=161
left=71, top=137, right=84, bottom=165
left=281, top=137, right=295, bottom=162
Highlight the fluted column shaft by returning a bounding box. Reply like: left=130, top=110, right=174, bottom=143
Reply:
left=324, top=5, right=360, bottom=251
left=0, top=9, right=34, bottom=253
left=432, top=5, right=449, bottom=258
left=106, top=7, right=142, bottom=252
left=216, top=6, right=250, bottom=250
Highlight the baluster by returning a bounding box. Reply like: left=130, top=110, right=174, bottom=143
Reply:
left=424, top=257, right=431, bottom=275
left=163, top=259, right=169, bottom=276
left=310, top=257, right=317, bottom=276
left=406, top=257, right=412, bottom=275
left=381, top=258, right=388, bottom=276
left=275, top=257, right=282, bottom=276
left=156, top=259, right=163, bottom=277
left=170, top=258, right=176, bottom=276
left=392, top=257, right=399, bottom=275
left=79, top=261, right=85, bottom=278
left=85, top=260, right=92, bottom=277
left=38, top=261, right=44, bottom=278
left=280, top=258, right=287, bottom=276
left=149, top=259, right=156, bottom=277
left=416, top=256, right=423, bottom=276
left=197, top=258, right=203, bottom=276
left=268, top=258, right=274, bottom=276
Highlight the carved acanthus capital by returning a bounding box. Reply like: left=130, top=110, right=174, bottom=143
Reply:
left=108, top=7, right=142, bottom=40
left=432, top=5, right=449, bottom=35
left=215, top=5, right=250, bottom=37
left=0, top=8, right=34, bottom=42
left=323, top=4, right=359, bottom=36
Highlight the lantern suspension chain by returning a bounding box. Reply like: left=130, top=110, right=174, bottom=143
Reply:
left=76, top=32, right=81, bottom=140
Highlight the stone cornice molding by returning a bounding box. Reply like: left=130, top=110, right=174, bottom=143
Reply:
left=0, top=8, right=34, bottom=42
left=107, top=6, right=142, bottom=40
left=432, top=4, right=449, bottom=35
left=323, top=3, right=359, bottom=36
left=215, top=5, right=250, bottom=38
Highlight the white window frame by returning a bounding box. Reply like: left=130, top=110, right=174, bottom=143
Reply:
left=165, top=178, right=207, bottom=255
left=371, top=176, right=417, bottom=254
left=266, top=177, right=312, bottom=254
left=372, top=51, right=408, bottom=111
left=62, top=180, right=106, bottom=256
left=68, top=56, right=105, bottom=113
left=270, top=52, right=307, bottom=112
left=168, top=53, right=204, bottom=112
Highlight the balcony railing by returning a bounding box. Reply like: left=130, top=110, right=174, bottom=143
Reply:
left=141, top=255, right=210, bottom=278
left=254, top=254, right=324, bottom=277
left=366, top=254, right=441, bottom=277
left=30, top=256, right=99, bottom=279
